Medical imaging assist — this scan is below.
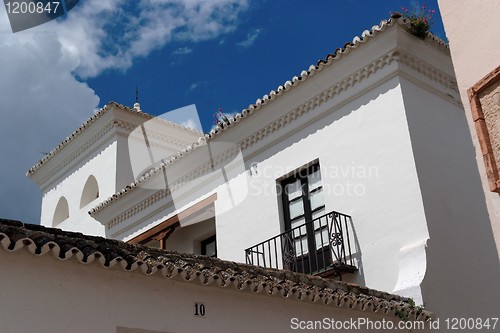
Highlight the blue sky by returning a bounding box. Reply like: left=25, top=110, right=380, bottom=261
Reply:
left=0, top=0, right=446, bottom=224
left=89, top=0, right=446, bottom=131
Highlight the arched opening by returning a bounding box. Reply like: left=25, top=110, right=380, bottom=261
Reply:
left=53, top=197, right=69, bottom=226
left=80, top=175, right=99, bottom=208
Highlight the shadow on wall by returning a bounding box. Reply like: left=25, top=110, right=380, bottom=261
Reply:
left=342, top=219, right=366, bottom=286
left=400, top=78, right=500, bottom=318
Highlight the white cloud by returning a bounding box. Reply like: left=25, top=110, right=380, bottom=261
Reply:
left=237, top=28, right=262, bottom=48
left=0, top=0, right=250, bottom=223
left=47, top=0, right=249, bottom=78
left=180, top=118, right=203, bottom=132
left=173, top=47, right=193, bottom=55
left=0, top=30, right=99, bottom=223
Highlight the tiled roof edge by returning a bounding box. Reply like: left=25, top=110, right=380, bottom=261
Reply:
left=26, top=102, right=203, bottom=177
left=0, top=219, right=433, bottom=321
left=26, top=102, right=147, bottom=176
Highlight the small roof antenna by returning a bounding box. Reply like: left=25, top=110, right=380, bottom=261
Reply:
left=134, top=84, right=141, bottom=111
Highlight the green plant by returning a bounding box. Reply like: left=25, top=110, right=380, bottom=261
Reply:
left=396, top=298, right=426, bottom=322
left=395, top=308, right=409, bottom=321
left=415, top=305, right=424, bottom=316
left=400, top=2, right=436, bottom=38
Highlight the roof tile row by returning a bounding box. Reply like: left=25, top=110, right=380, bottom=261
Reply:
left=0, top=219, right=432, bottom=321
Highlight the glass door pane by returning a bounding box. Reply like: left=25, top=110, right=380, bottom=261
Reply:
left=281, top=163, right=325, bottom=274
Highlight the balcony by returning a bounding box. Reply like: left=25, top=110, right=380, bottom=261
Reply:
left=245, top=211, right=357, bottom=278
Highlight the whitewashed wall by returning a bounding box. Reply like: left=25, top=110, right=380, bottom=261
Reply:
left=214, top=77, right=428, bottom=295
left=117, top=76, right=429, bottom=301
left=39, top=140, right=117, bottom=236
left=0, top=250, right=407, bottom=333
left=401, top=77, right=500, bottom=319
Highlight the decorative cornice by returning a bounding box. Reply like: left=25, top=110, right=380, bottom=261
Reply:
left=114, top=120, right=196, bottom=150
left=33, top=118, right=199, bottom=190
left=397, top=52, right=458, bottom=91
left=27, top=102, right=149, bottom=177
left=105, top=148, right=231, bottom=230
left=107, top=190, right=170, bottom=229
left=27, top=102, right=203, bottom=178
left=36, top=121, right=115, bottom=187
left=239, top=51, right=398, bottom=151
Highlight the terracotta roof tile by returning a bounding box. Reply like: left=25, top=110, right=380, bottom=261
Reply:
left=0, top=218, right=432, bottom=321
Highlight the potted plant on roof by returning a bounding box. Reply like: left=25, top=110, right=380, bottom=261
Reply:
left=400, top=2, right=436, bottom=39
left=213, top=108, right=230, bottom=129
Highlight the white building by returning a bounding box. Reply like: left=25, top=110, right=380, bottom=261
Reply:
left=27, top=103, right=203, bottom=237
left=27, top=15, right=499, bottom=322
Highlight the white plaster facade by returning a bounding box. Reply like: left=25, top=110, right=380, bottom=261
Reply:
left=27, top=17, right=497, bottom=321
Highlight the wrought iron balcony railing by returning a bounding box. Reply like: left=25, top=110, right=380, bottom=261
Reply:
left=245, top=211, right=357, bottom=277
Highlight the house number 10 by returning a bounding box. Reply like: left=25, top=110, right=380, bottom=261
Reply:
left=194, top=302, right=206, bottom=317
